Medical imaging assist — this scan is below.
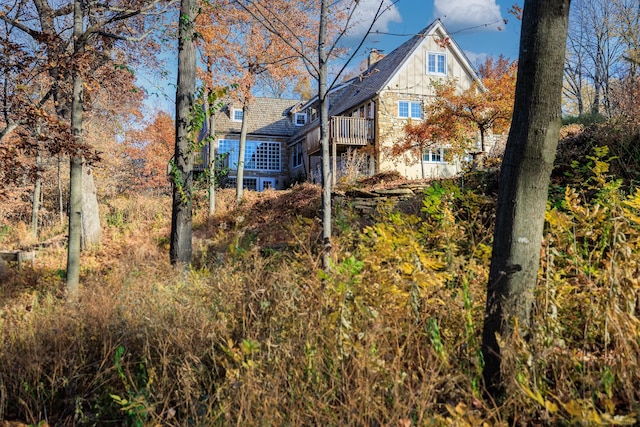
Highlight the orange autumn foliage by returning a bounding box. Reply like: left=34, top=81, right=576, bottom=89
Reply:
left=196, top=1, right=307, bottom=102
left=396, top=55, right=517, bottom=165
left=127, top=111, right=175, bottom=193
left=392, top=102, right=470, bottom=168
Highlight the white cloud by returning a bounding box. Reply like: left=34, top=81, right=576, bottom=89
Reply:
left=463, top=50, right=488, bottom=67
left=345, top=0, right=402, bottom=40
left=434, top=0, right=504, bottom=32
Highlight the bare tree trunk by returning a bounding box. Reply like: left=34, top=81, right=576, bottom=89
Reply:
left=170, top=0, right=196, bottom=266
left=209, top=151, right=217, bottom=214
left=577, top=92, right=584, bottom=115
left=319, top=0, right=332, bottom=271
left=481, top=0, right=571, bottom=398
left=66, top=0, right=85, bottom=295
left=67, top=154, right=83, bottom=294
left=206, top=83, right=216, bottom=216
left=236, top=102, right=249, bottom=204
left=58, top=154, right=64, bottom=225
left=592, top=51, right=602, bottom=115
left=332, top=139, right=337, bottom=186
left=31, top=145, right=42, bottom=238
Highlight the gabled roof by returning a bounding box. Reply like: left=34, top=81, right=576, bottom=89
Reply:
left=326, top=19, right=481, bottom=117
left=326, top=21, right=438, bottom=116
left=215, top=97, right=302, bottom=138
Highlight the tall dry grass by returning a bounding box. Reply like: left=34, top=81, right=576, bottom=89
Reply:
left=1, top=141, right=640, bottom=425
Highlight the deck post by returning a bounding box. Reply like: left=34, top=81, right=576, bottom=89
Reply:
left=332, top=138, right=337, bottom=187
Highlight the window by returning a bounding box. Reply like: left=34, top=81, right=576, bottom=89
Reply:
left=410, top=102, right=422, bottom=119
left=260, top=178, right=276, bottom=191
left=427, top=52, right=447, bottom=75
left=226, top=177, right=276, bottom=192
left=398, top=101, right=422, bottom=119
left=226, top=177, right=258, bottom=190
left=294, top=112, right=307, bottom=126
left=423, top=147, right=449, bottom=163
left=291, top=142, right=304, bottom=168
left=218, top=139, right=281, bottom=172
left=232, top=108, right=243, bottom=122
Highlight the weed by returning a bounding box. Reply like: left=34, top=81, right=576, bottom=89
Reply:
left=3, top=130, right=640, bottom=425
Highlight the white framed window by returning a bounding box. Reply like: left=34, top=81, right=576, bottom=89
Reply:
left=227, top=177, right=275, bottom=192
left=227, top=177, right=258, bottom=190
left=291, top=142, right=304, bottom=168
left=218, top=139, right=281, bottom=172
left=427, top=52, right=447, bottom=75
left=232, top=108, right=243, bottom=122
left=423, top=147, right=449, bottom=163
left=259, top=178, right=276, bottom=191
left=294, top=112, right=307, bottom=126
left=398, top=101, right=422, bottom=119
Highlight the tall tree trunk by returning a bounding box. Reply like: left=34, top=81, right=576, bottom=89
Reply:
left=66, top=0, right=85, bottom=295
left=591, top=36, right=604, bottom=115
left=31, top=144, right=42, bottom=238
left=577, top=90, right=584, bottom=115
left=58, top=154, right=64, bottom=225
left=481, top=0, right=571, bottom=398
left=207, top=113, right=216, bottom=216
left=236, top=102, right=249, bottom=204
left=206, top=77, right=216, bottom=216
left=170, top=0, right=196, bottom=266
left=319, top=0, right=332, bottom=271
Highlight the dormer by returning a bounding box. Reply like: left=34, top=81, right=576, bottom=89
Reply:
left=294, top=112, right=307, bottom=126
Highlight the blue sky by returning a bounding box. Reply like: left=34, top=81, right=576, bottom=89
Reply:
left=140, top=0, right=523, bottom=113
left=351, top=0, right=522, bottom=66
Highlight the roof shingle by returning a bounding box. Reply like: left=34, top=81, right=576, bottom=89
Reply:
left=215, top=97, right=302, bottom=138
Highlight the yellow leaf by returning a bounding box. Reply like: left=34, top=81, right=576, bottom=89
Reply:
left=562, top=399, right=585, bottom=418
left=603, top=398, right=615, bottom=415
left=455, top=402, right=468, bottom=416
left=519, top=382, right=545, bottom=405
left=544, top=399, right=559, bottom=414
left=400, top=262, right=414, bottom=275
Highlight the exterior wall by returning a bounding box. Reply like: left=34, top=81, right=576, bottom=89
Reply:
left=288, top=139, right=309, bottom=184
left=376, top=31, right=479, bottom=179
left=375, top=90, right=467, bottom=179
left=375, top=89, right=469, bottom=179
left=386, top=27, right=476, bottom=95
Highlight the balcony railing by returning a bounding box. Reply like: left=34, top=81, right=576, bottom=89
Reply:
left=331, top=116, right=373, bottom=146
left=306, top=116, right=374, bottom=153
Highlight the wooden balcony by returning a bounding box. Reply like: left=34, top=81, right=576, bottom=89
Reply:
left=306, top=116, right=374, bottom=154
left=331, top=116, right=374, bottom=145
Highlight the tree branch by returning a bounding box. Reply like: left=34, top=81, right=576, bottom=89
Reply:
left=0, top=13, right=42, bottom=39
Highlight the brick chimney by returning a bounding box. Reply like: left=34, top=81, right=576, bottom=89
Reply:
left=368, top=49, right=385, bottom=68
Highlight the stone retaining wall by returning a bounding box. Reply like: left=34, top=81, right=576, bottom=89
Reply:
left=335, top=182, right=432, bottom=215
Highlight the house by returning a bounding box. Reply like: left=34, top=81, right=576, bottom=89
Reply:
left=291, top=18, right=487, bottom=183
left=202, top=19, right=490, bottom=191
left=200, top=97, right=304, bottom=191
